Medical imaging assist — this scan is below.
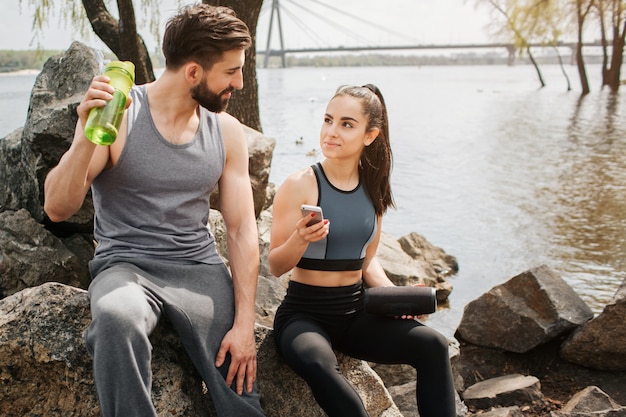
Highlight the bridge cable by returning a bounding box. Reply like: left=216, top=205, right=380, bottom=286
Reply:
left=283, top=0, right=374, bottom=46
left=280, top=2, right=331, bottom=48
left=306, top=0, right=418, bottom=44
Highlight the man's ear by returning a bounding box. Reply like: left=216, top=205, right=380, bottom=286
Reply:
left=184, top=62, right=203, bottom=84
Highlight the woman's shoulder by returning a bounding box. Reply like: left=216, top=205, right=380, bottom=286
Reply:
left=283, top=165, right=316, bottom=187
left=276, top=165, right=317, bottom=200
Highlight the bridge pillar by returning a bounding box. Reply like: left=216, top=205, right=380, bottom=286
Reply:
left=506, top=45, right=516, bottom=66
left=264, top=0, right=287, bottom=68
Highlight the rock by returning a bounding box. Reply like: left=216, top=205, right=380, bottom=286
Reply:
left=0, top=42, right=100, bottom=227
left=560, top=279, right=626, bottom=371
left=0, top=128, right=39, bottom=218
left=453, top=337, right=626, bottom=410
left=455, top=265, right=593, bottom=353
left=387, top=381, right=418, bottom=416
left=549, top=386, right=626, bottom=417
left=256, top=206, right=274, bottom=279
left=475, top=406, right=525, bottom=417
left=0, top=209, right=89, bottom=299
left=255, top=274, right=286, bottom=328
left=462, top=374, right=543, bottom=409
left=0, top=282, right=210, bottom=417
left=397, top=231, right=459, bottom=278
left=377, top=231, right=454, bottom=299
left=245, top=125, right=276, bottom=215
left=453, top=270, right=626, bottom=408
left=387, top=379, right=469, bottom=417
left=561, top=386, right=622, bottom=414
left=0, top=282, right=403, bottom=417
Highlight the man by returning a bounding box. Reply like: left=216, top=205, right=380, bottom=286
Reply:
left=44, top=4, right=266, bottom=416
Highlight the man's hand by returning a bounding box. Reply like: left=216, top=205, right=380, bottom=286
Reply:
left=215, top=326, right=257, bottom=395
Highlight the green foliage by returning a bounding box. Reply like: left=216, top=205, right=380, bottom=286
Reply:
left=0, top=49, right=60, bottom=72
left=19, top=0, right=169, bottom=53
left=21, top=0, right=90, bottom=49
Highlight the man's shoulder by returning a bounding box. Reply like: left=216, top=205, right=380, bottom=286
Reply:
left=216, top=112, right=244, bottom=139
left=217, top=110, right=242, bottom=124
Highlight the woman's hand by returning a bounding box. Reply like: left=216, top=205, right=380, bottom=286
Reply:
left=296, top=212, right=329, bottom=243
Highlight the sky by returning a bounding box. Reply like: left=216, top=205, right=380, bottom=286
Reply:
left=2, top=0, right=494, bottom=53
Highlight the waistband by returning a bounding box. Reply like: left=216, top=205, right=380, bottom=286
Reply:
left=283, top=280, right=365, bottom=316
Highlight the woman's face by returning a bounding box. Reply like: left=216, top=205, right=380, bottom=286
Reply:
left=320, top=95, right=376, bottom=159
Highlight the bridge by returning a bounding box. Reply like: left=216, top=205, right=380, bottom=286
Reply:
left=258, top=0, right=600, bottom=68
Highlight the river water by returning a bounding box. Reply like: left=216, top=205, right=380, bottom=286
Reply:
left=1, top=64, right=624, bottom=338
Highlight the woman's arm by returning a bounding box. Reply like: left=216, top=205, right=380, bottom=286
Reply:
left=268, top=169, right=329, bottom=277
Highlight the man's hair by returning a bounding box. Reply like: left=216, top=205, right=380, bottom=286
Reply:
left=162, top=4, right=251, bottom=70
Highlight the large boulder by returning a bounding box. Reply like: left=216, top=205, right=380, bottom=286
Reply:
left=23, top=41, right=101, bottom=220
left=560, top=279, right=626, bottom=371
left=0, top=41, right=101, bottom=225
left=455, top=265, right=593, bottom=353
left=0, top=282, right=403, bottom=417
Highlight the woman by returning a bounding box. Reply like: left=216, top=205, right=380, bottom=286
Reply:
left=268, top=84, right=457, bottom=417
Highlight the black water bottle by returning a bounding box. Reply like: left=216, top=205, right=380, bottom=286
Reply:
left=365, top=285, right=437, bottom=316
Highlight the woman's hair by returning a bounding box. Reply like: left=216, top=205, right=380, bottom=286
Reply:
left=162, top=4, right=251, bottom=70
left=333, top=84, right=395, bottom=215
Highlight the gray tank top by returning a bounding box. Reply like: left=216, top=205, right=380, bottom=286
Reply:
left=297, top=163, right=377, bottom=271
left=91, top=85, right=224, bottom=265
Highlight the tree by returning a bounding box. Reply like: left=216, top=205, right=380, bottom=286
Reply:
left=80, top=0, right=154, bottom=85
left=480, top=0, right=547, bottom=88
left=209, top=0, right=264, bottom=132
left=22, top=0, right=263, bottom=131
left=596, top=0, right=626, bottom=90
left=573, top=0, right=595, bottom=94
left=478, top=0, right=597, bottom=94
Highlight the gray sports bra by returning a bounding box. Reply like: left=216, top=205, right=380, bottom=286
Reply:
left=297, top=163, right=377, bottom=271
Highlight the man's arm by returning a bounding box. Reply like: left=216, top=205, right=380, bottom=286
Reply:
left=213, top=112, right=260, bottom=395
left=44, top=75, right=115, bottom=222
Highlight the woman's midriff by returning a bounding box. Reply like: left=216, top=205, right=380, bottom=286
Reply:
left=290, top=267, right=362, bottom=287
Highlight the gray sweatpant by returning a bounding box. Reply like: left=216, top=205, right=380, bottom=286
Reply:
left=85, top=258, right=265, bottom=417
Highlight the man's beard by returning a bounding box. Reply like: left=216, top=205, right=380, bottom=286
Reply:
left=191, top=81, right=233, bottom=113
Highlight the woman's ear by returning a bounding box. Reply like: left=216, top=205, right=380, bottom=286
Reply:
left=365, top=128, right=380, bottom=146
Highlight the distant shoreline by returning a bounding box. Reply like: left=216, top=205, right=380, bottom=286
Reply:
left=0, top=69, right=40, bottom=76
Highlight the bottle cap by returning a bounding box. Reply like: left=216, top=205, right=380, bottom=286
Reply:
left=105, top=61, right=135, bottom=92
left=107, top=61, right=135, bottom=81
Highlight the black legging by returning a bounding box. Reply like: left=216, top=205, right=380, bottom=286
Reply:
left=273, top=281, right=456, bottom=417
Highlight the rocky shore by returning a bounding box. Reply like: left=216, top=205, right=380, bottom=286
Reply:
left=1, top=42, right=624, bottom=416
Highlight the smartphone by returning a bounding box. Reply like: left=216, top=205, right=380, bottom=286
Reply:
left=301, top=204, right=324, bottom=226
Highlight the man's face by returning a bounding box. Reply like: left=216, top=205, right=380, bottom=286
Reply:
left=191, top=49, right=245, bottom=113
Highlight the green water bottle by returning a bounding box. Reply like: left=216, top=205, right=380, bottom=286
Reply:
left=84, top=60, right=135, bottom=145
